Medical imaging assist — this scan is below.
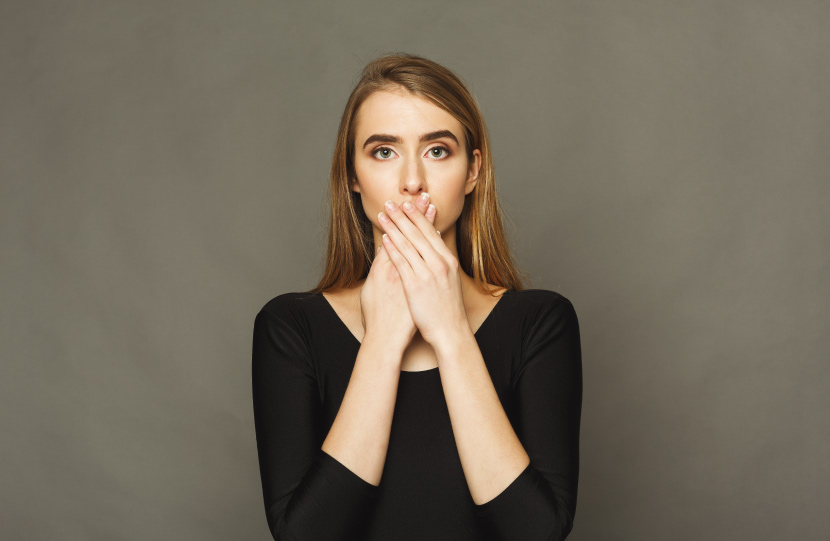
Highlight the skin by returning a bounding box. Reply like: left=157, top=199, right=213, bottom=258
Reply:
left=348, top=87, right=531, bottom=504
left=351, top=87, right=480, bottom=273
left=351, top=87, right=491, bottom=345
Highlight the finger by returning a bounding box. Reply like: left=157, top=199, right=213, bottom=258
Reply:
left=382, top=232, right=415, bottom=284
left=424, top=203, right=440, bottom=237
left=385, top=200, right=447, bottom=265
left=379, top=205, right=435, bottom=277
left=373, top=243, right=392, bottom=268
left=413, top=193, right=435, bottom=226
left=405, top=192, right=438, bottom=231
left=402, top=200, right=443, bottom=253
left=400, top=197, right=441, bottom=254
left=426, top=202, right=437, bottom=227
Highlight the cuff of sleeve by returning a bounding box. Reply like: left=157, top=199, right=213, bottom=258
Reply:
left=475, top=462, right=562, bottom=539
left=475, top=461, right=536, bottom=517
left=268, top=449, right=379, bottom=538
left=315, top=448, right=381, bottom=499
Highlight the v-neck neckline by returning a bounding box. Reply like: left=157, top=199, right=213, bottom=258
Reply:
left=317, top=288, right=512, bottom=350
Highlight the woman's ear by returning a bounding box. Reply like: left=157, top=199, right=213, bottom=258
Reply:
left=464, top=149, right=482, bottom=195
left=351, top=179, right=361, bottom=193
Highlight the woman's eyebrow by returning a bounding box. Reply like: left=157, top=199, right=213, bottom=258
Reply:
left=362, top=130, right=459, bottom=149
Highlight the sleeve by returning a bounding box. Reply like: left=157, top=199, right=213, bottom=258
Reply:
left=474, top=295, right=583, bottom=541
left=252, top=306, right=380, bottom=540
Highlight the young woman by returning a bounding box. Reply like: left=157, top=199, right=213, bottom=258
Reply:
left=252, top=53, right=582, bottom=540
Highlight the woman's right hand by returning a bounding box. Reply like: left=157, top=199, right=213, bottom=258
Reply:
left=360, top=195, right=436, bottom=353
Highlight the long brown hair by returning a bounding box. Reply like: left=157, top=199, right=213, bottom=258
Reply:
left=305, top=53, right=528, bottom=295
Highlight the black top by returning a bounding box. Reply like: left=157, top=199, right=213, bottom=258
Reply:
left=251, top=288, right=582, bottom=540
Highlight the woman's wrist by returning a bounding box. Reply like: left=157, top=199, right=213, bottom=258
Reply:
left=361, top=331, right=410, bottom=361
left=427, top=324, right=476, bottom=359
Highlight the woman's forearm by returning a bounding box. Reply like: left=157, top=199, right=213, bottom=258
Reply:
left=320, top=333, right=405, bottom=486
left=432, top=330, right=530, bottom=505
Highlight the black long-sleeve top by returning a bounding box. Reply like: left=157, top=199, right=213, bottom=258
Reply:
left=251, top=288, right=582, bottom=540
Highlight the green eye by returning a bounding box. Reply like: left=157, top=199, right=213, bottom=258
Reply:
left=375, top=147, right=394, bottom=159
left=430, top=147, right=449, bottom=159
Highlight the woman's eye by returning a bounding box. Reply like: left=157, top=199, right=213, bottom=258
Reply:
left=374, top=147, right=395, bottom=160
left=429, top=147, right=450, bottom=159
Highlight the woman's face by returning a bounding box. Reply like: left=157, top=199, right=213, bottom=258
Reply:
left=351, top=88, right=481, bottom=244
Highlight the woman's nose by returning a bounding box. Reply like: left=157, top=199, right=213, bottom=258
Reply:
left=401, top=155, right=426, bottom=191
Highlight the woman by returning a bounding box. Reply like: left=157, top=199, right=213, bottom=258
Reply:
left=252, top=53, right=582, bottom=540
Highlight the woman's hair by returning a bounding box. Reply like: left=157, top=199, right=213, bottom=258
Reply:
left=306, top=52, right=528, bottom=295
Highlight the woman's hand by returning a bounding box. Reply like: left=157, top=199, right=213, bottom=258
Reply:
left=377, top=195, right=468, bottom=348
left=360, top=195, right=437, bottom=353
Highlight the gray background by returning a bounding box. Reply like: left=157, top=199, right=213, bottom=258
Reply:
left=2, top=1, right=828, bottom=539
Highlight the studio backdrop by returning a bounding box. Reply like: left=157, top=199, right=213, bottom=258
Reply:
left=2, top=1, right=828, bottom=539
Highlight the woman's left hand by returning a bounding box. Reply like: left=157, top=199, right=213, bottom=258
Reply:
left=378, top=198, right=469, bottom=348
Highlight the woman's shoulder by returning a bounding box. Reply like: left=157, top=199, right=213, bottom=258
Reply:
left=511, top=287, right=574, bottom=307
left=257, top=290, right=322, bottom=321
left=504, top=288, right=578, bottom=328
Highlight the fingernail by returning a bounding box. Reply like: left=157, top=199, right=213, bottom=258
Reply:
left=402, top=201, right=413, bottom=212
left=418, top=193, right=430, bottom=205
left=385, top=200, right=396, bottom=212
left=427, top=204, right=436, bottom=216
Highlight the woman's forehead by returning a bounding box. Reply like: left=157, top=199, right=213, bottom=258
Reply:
left=354, top=90, right=463, bottom=141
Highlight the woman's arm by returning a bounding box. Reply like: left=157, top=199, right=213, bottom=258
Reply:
left=434, top=292, right=583, bottom=540
left=320, top=330, right=405, bottom=486
left=252, top=305, right=404, bottom=540
left=480, top=294, right=582, bottom=540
